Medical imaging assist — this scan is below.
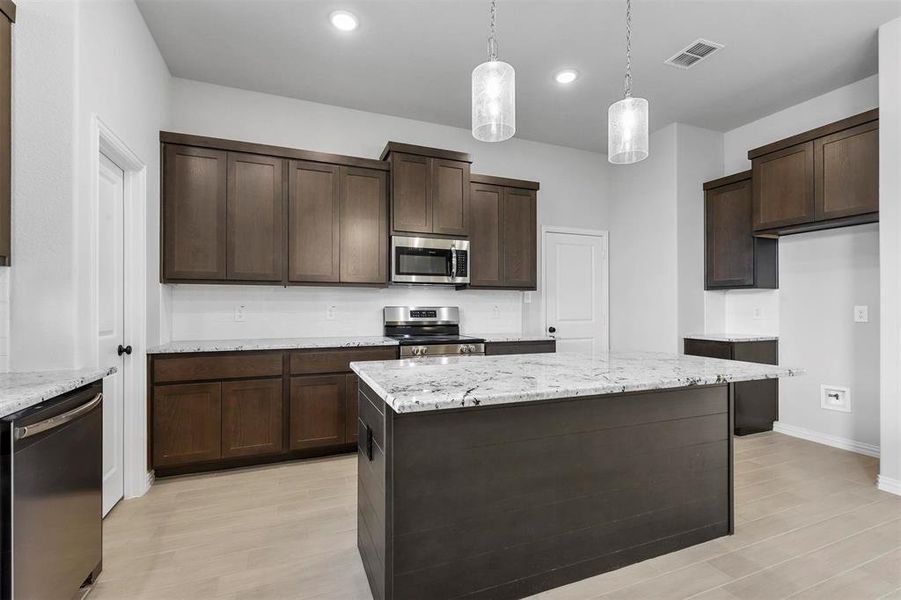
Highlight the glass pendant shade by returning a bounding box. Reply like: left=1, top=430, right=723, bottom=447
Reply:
left=472, top=60, right=516, bottom=142
left=608, top=96, right=649, bottom=164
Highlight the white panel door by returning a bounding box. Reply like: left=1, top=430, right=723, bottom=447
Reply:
left=98, top=152, right=125, bottom=516
left=545, top=231, right=608, bottom=355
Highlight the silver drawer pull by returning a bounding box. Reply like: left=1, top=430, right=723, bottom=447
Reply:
left=14, top=393, right=103, bottom=440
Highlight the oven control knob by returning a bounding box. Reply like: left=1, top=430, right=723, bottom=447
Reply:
left=420, top=346, right=429, bottom=355
left=468, top=345, right=477, bottom=353
left=460, top=345, right=469, bottom=354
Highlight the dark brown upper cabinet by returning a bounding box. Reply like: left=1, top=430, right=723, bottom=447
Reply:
left=163, top=144, right=228, bottom=281
left=750, top=109, right=878, bottom=235
left=288, top=160, right=340, bottom=283
left=704, top=171, right=778, bottom=290
left=226, top=152, right=284, bottom=282
left=468, top=174, right=539, bottom=290
left=0, top=2, right=12, bottom=266
left=339, top=167, right=388, bottom=284
left=381, top=142, right=472, bottom=237
left=160, top=132, right=390, bottom=286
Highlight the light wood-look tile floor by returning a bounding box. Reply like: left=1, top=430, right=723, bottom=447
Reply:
left=92, top=432, right=901, bottom=600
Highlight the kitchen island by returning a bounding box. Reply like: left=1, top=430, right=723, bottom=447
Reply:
left=350, top=351, right=798, bottom=600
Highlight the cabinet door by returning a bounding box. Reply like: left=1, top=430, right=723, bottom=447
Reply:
left=290, top=375, right=346, bottom=450
left=815, top=121, right=879, bottom=221
left=752, top=141, right=814, bottom=231
left=502, top=188, right=537, bottom=289
left=432, top=159, right=470, bottom=236
left=340, top=167, right=388, bottom=284
left=705, top=178, right=755, bottom=288
left=391, top=153, right=432, bottom=234
left=470, top=183, right=504, bottom=287
left=226, top=152, right=284, bottom=281
left=287, top=160, right=340, bottom=283
left=221, top=378, right=283, bottom=458
left=163, top=144, right=228, bottom=280
left=152, top=382, right=221, bottom=467
left=345, top=373, right=359, bottom=444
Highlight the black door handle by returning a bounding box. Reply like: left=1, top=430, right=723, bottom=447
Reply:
left=117, top=344, right=133, bottom=356
left=548, top=326, right=556, bottom=334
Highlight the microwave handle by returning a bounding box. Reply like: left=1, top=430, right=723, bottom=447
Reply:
left=451, top=248, right=458, bottom=277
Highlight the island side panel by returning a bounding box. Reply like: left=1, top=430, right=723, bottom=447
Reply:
left=387, top=385, right=732, bottom=600
left=357, top=381, right=392, bottom=600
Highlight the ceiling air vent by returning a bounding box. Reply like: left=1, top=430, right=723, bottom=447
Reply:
left=665, top=38, right=724, bottom=69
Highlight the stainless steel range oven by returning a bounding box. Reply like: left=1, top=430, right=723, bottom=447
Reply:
left=384, top=306, right=484, bottom=357
left=390, top=236, right=469, bottom=285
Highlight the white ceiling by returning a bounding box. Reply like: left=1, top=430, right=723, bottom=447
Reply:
left=136, top=0, right=901, bottom=153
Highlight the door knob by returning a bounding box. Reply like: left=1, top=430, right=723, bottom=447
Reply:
left=117, top=344, right=132, bottom=356
left=548, top=326, right=556, bottom=334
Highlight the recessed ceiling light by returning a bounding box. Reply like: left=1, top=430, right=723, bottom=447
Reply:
left=330, top=10, right=358, bottom=32
left=554, top=69, right=579, bottom=84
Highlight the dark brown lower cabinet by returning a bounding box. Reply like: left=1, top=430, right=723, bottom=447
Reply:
left=684, top=338, right=778, bottom=436
left=221, top=378, right=283, bottom=458
left=289, top=375, right=346, bottom=450
left=149, top=347, right=395, bottom=476
left=152, top=382, right=222, bottom=467
left=484, top=340, right=556, bottom=355
left=345, top=373, right=360, bottom=443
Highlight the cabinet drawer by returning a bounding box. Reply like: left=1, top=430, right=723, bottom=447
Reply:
left=290, top=347, right=397, bottom=375
left=153, top=352, right=284, bottom=384
left=485, top=340, right=556, bottom=356
left=683, top=339, right=732, bottom=360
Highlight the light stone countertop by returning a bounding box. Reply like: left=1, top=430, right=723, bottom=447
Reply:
left=0, top=367, right=117, bottom=419
left=351, top=351, right=800, bottom=414
left=147, top=336, right=400, bottom=354
left=473, top=333, right=556, bottom=343
left=685, top=333, right=779, bottom=343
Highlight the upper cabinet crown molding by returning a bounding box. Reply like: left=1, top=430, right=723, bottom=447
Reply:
left=750, top=109, right=879, bottom=236
left=470, top=173, right=540, bottom=191
left=160, top=131, right=389, bottom=172
left=379, top=141, right=471, bottom=164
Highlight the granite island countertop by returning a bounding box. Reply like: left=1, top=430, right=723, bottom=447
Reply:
left=147, top=336, right=399, bottom=354
left=0, top=367, right=117, bottom=419
left=350, top=351, right=800, bottom=414
left=685, top=333, right=778, bottom=343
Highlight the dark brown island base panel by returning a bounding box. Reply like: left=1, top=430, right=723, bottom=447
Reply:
left=683, top=338, right=778, bottom=436
left=356, top=381, right=733, bottom=600
left=484, top=339, right=555, bottom=355
left=469, top=174, right=539, bottom=290
left=148, top=346, right=397, bottom=476
left=750, top=109, right=878, bottom=236
left=704, top=171, right=778, bottom=290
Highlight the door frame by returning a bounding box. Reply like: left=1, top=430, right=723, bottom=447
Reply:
left=541, top=226, right=610, bottom=352
left=89, top=115, right=151, bottom=500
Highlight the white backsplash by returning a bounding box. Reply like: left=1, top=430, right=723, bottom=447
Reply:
left=169, top=284, right=524, bottom=340
left=0, top=268, right=7, bottom=371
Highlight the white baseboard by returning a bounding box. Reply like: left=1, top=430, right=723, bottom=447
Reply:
left=772, top=421, right=880, bottom=458
left=146, top=469, right=155, bottom=491
left=877, top=475, right=901, bottom=496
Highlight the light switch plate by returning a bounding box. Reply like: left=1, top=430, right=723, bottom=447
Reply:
left=854, top=305, right=869, bottom=323
left=821, top=384, right=852, bottom=413
left=753, top=307, right=763, bottom=320
left=234, top=305, right=246, bottom=322
left=326, top=305, right=336, bottom=320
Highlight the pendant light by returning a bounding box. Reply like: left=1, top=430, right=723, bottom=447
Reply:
left=472, top=0, right=515, bottom=142
left=608, top=0, right=649, bottom=164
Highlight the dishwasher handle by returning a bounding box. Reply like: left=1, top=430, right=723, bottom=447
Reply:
left=14, top=392, right=103, bottom=440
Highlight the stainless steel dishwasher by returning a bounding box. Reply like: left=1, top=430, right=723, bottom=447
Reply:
left=1, top=380, right=103, bottom=599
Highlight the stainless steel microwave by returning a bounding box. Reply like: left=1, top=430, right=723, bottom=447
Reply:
left=391, top=236, right=470, bottom=284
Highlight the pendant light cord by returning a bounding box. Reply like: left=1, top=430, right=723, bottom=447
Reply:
left=487, top=0, right=498, bottom=61
left=624, top=0, right=632, bottom=98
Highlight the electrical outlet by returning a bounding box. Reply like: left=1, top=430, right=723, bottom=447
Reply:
left=326, top=305, right=336, bottom=320
left=523, top=291, right=532, bottom=304
left=854, top=305, right=869, bottom=323
left=752, top=307, right=763, bottom=320
left=234, top=305, right=246, bottom=322
left=821, top=384, right=851, bottom=413
left=492, top=305, right=501, bottom=319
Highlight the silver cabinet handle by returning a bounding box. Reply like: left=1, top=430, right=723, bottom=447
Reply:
left=14, top=393, right=103, bottom=440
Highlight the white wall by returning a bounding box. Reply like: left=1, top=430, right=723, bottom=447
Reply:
left=705, top=75, right=882, bottom=459
left=878, top=16, right=901, bottom=495
left=166, top=78, right=610, bottom=341
left=779, top=224, right=880, bottom=450
left=8, top=0, right=170, bottom=371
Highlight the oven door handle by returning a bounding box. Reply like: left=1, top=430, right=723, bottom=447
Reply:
left=14, top=393, right=103, bottom=440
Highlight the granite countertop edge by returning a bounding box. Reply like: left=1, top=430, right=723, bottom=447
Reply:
left=147, top=336, right=400, bottom=354
left=0, top=366, right=118, bottom=419
left=684, top=333, right=779, bottom=343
